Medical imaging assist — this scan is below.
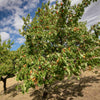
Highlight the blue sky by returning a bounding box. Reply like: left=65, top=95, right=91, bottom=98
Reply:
left=0, top=0, right=100, bottom=51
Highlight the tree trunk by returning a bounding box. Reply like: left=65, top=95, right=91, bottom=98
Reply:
left=42, top=84, right=48, bottom=100
left=3, top=78, right=7, bottom=92
left=1, top=76, right=7, bottom=92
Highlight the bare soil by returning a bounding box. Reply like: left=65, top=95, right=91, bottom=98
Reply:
left=0, top=67, right=100, bottom=100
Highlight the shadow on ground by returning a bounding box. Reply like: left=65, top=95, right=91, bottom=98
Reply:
left=0, top=70, right=100, bottom=100
left=30, top=73, right=100, bottom=100
left=0, top=83, right=22, bottom=97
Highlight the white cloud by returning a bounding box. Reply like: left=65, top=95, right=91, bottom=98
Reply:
left=0, top=32, right=10, bottom=41
left=16, top=37, right=25, bottom=44
left=14, top=15, right=24, bottom=30
left=0, top=0, right=40, bottom=31
left=0, top=0, right=40, bottom=47
left=48, top=0, right=82, bottom=8
left=0, top=0, right=100, bottom=43
left=81, top=0, right=100, bottom=27
left=50, top=0, right=56, bottom=4
left=0, top=16, right=14, bottom=26
left=47, top=0, right=82, bottom=5
left=71, top=0, right=82, bottom=5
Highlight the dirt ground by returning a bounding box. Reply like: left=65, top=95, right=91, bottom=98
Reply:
left=0, top=67, right=100, bottom=100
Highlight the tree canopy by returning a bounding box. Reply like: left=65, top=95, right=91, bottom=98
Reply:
left=0, top=36, right=18, bottom=91
left=15, top=0, right=100, bottom=98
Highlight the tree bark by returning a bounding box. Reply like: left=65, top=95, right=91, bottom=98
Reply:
left=0, top=74, right=15, bottom=93
left=42, top=84, right=48, bottom=100
left=3, top=78, right=7, bottom=92
left=42, top=73, right=49, bottom=100
left=1, top=76, right=7, bottom=92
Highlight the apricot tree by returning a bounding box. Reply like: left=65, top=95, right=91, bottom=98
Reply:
left=15, top=0, right=100, bottom=99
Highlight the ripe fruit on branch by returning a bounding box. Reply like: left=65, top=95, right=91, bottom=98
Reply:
left=83, top=56, right=85, bottom=59
left=38, top=58, right=41, bottom=61
left=69, top=15, right=72, bottom=17
left=30, top=70, right=32, bottom=74
left=64, top=68, right=66, bottom=70
left=73, top=27, right=79, bottom=31
left=62, top=48, right=65, bottom=52
left=35, top=26, right=38, bottom=28
left=23, top=64, right=26, bottom=67
left=40, top=20, right=43, bottom=22
left=62, top=10, right=64, bottom=13
left=56, top=59, right=59, bottom=63
left=77, top=28, right=79, bottom=31
left=49, top=32, right=51, bottom=35
left=45, top=26, right=49, bottom=29
left=32, top=77, right=36, bottom=81
left=56, top=11, right=58, bottom=14
left=34, top=80, right=38, bottom=85
left=69, top=19, right=72, bottom=22
left=73, top=27, right=77, bottom=31
left=61, top=2, right=63, bottom=6
left=23, top=55, right=26, bottom=57
left=39, top=66, right=41, bottom=69
left=77, top=48, right=80, bottom=51
left=80, top=45, right=82, bottom=47
left=68, top=47, right=70, bottom=51
left=82, top=35, right=85, bottom=37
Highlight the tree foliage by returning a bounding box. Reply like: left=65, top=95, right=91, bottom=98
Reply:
left=0, top=36, right=17, bottom=91
left=16, top=0, right=100, bottom=97
left=0, top=37, right=15, bottom=78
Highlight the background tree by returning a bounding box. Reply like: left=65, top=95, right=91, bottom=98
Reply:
left=16, top=0, right=100, bottom=99
left=0, top=36, right=17, bottom=92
